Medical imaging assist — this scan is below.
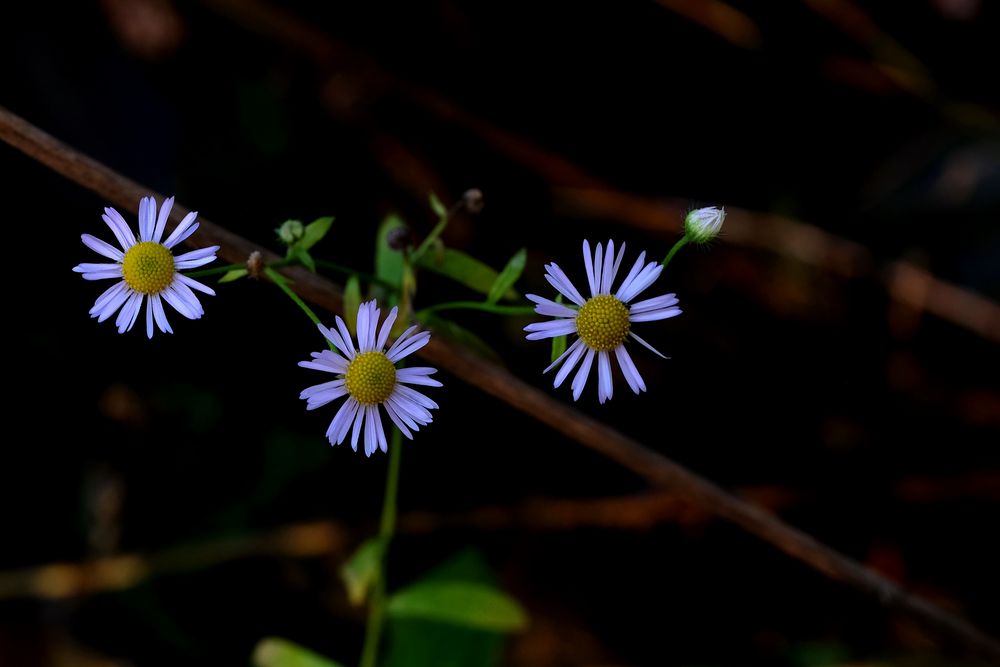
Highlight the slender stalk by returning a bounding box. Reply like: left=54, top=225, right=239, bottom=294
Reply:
left=185, top=263, right=244, bottom=278
left=263, top=266, right=322, bottom=325
left=417, top=301, right=535, bottom=317
left=359, top=427, right=403, bottom=667
left=410, top=201, right=462, bottom=264
left=661, top=234, right=690, bottom=268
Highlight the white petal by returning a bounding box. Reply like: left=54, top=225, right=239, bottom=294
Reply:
left=350, top=403, right=366, bottom=451
left=592, top=242, right=604, bottom=296
left=600, top=241, right=615, bottom=294
left=614, top=251, right=647, bottom=299
left=374, top=409, right=388, bottom=453
left=366, top=303, right=380, bottom=353
left=386, top=395, right=422, bottom=431
left=614, top=345, right=646, bottom=394
left=364, top=406, right=378, bottom=456
left=81, top=234, right=124, bottom=261
left=145, top=297, right=155, bottom=338
left=597, top=350, right=613, bottom=404
left=175, top=273, right=216, bottom=296
left=163, top=212, right=198, bottom=249
left=527, top=294, right=578, bottom=318
left=629, top=293, right=678, bottom=314
left=74, top=262, right=121, bottom=274
left=356, top=302, right=370, bottom=352
left=162, top=285, right=198, bottom=319
left=116, top=292, right=143, bottom=333
left=389, top=393, right=433, bottom=425
left=376, top=306, right=398, bottom=352
left=543, top=263, right=586, bottom=306
left=582, top=240, right=597, bottom=297
left=524, top=318, right=577, bottom=340
left=328, top=398, right=360, bottom=446
left=138, top=196, right=155, bottom=242
left=571, top=349, right=595, bottom=401
left=152, top=294, right=172, bottom=333
left=552, top=339, right=587, bottom=388
left=175, top=255, right=217, bottom=270
left=629, top=332, right=667, bottom=359
left=387, top=331, right=430, bottom=362
left=153, top=196, right=173, bottom=243
left=80, top=269, right=124, bottom=281
left=618, top=263, right=663, bottom=303
left=89, top=281, right=126, bottom=316
left=334, top=316, right=357, bottom=358
left=103, top=208, right=136, bottom=250
left=611, top=242, right=626, bottom=286
left=94, top=284, right=130, bottom=322
left=319, top=324, right=351, bottom=357
left=385, top=325, right=419, bottom=358
left=382, top=400, right=414, bottom=439
left=630, top=307, right=682, bottom=323
left=395, top=384, right=439, bottom=411
left=396, top=367, right=443, bottom=387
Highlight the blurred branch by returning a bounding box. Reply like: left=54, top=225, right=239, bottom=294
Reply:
left=653, top=0, right=762, bottom=49
left=3, top=106, right=1000, bottom=660
left=204, top=0, right=1000, bottom=345
left=4, top=469, right=998, bottom=600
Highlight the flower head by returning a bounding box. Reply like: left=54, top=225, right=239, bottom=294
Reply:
left=299, top=300, right=442, bottom=456
left=684, top=206, right=726, bottom=244
left=524, top=240, right=682, bottom=403
left=73, top=196, right=219, bottom=338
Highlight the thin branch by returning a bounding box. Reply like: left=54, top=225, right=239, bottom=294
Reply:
left=2, top=106, right=998, bottom=660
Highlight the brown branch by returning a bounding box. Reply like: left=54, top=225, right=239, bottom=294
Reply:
left=2, top=105, right=998, bottom=660
left=201, top=0, right=1000, bottom=345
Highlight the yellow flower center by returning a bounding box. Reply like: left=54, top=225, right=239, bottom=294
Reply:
left=121, top=242, right=175, bottom=295
left=575, top=294, right=630, bottom=351
left=344, top=351, right=397, bottom=405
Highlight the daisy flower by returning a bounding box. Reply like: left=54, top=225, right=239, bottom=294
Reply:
left=299, top=300, right=441, bottom=456
left=73, top=196, right=219, bottom=338
left=524, top=240, right=681, bottom=403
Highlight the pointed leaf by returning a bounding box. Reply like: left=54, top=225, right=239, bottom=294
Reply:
left=252, top=637, right=345, bottom=667
left=218, top=268, right=248, bottom=283
left=343, top=275, right=361, bottom=335
left=376, top=215, right=407, bottom=288
left=299, top=216, right=335, bottom=251
left=429, top=192, right=449, bottom=219
left=417, top=249, right=518, bottom=301
left=486, top=248, right=526, bottom=304
left=340, top=538, right=384, bottom=606
left=387, top=581, right=528, bottom=632
left=550, top=335, right=567, bottom=363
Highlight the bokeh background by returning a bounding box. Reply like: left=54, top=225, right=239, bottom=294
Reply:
left=1, top=1, right=998, bottom=665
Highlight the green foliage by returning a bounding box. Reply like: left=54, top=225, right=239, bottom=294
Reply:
left=382, top=550, right=526, bottom=667
left=486, top=248, right=526, bottom=304
left=343, top=275, right=361, bottom=335
left=428, top=192, right=449, bottom=219
left=418, top=313, right=502, bottom=363
left=375, top=215, right=408, bottom=290
left=218, top=268, right=248, bottom=283
left=417, top=248, right=519, bottom=301
left=340, top=538, right=384, bottom=606
left=283, top=217, right=335, bottom=273
left=252, top=637, right=345, bottom=667
left=387, top=581, right=527, bottom=631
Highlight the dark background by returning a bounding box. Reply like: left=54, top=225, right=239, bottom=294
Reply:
left=1, top=1, right=998, bottom=665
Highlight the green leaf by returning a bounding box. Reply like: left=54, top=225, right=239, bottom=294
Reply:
left=290, top=247, right=316, bottom=272
left=299, top=216, right=334, bottom=252
left=429, top=192, right=448, bottom=219
left=376, top=215, right=407, bottom=289
left=252, top=637, right=345, bottom=667
left=388, top=581, right=528, bottom=632
left=486, top=248, right=526, bottom=304
left=218, top=268, right=248, bottom=283
left=384, top=619, right=503, bottom=667
left=418, top=313, right=501, bottom=364
left=417, top=249, right=519, bottom=301
left=343, top=275, right=361, bottom=335
left=550, top=335, right=567, bottom=363
left=340, top=538, right=383, bottom=606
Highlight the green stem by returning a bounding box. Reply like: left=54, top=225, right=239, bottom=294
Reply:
left=417, top=300, right=536, bottom=317
left=410, top=201, right=461, bottom=264
left=359, top=427, right=403, bottom=667
left=661, top=234, right=690, bottom=268
left=263, top=266, right=331, bottom=350
left=185, top=263, right=244, bottom=278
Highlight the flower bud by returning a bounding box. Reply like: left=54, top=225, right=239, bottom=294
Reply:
left=462, top=188, right=484, bottom=214
left=684, top=206, right=725, bottom=244
left=276, top=219, right=305, bottom=246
